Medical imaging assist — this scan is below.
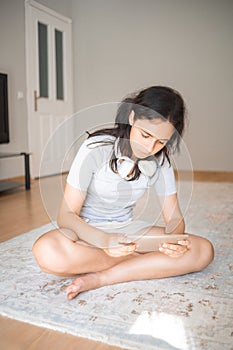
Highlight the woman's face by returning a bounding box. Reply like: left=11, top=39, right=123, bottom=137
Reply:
left=129, top=112, right=174, bottom=159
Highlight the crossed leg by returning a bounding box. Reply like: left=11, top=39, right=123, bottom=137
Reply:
left=33, top=229, right=139, bottom=276
left=33, top=229, right=214, bottom=300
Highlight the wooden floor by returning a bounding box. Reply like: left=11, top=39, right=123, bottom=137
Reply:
left=0, top=171, right=232, bottom=349
left=0, top=176, right=121, bottom=350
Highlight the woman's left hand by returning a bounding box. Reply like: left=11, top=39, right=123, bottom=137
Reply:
left=103, top=233, right=137, bottom=257
left=159, top=239, right=190, bottom=258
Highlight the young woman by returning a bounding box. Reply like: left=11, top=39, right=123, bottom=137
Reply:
left=33, top=86, right=214, bottom=300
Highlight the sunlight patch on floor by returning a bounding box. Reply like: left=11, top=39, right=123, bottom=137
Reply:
left=129, top=310, right=188, bottom=349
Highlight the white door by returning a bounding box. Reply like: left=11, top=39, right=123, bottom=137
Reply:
left=25, top=0, right=74, bottom=178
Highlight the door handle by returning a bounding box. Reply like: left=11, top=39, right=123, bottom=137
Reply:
left=34, top=90, right=40, bottom=111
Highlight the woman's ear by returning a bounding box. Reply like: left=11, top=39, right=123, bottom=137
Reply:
left=128, top=110, right=135, bottom=126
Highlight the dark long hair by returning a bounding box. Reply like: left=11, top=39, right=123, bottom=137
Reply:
left=87, top=86, right=187, bottom=180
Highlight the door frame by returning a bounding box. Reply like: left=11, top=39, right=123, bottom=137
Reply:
left=25, top=0, right=73, bottom=178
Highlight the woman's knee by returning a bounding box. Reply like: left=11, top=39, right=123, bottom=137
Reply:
left=32, top=230, right=67, bottom=275
left=193, top=235, right=214, bottom=272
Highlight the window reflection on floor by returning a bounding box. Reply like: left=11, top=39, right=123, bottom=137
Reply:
left=129, top=310, right=188, bottom=349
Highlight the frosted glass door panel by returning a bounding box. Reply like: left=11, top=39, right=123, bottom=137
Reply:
left=38, top=22, right=48, bottom=98
left=55, top=29, right=64, bottom=100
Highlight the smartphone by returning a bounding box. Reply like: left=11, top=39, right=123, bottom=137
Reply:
left=124, top=233, right=189, bottom=253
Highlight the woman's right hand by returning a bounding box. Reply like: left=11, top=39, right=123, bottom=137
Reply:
left=103, top=233, right=137, bottom=257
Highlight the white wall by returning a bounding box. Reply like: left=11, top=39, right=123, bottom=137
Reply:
left=0, top=0, right=232, bottom=180
left=0, top=0, right=28, bottom=178
left=72, top=0, right=233, bottom=172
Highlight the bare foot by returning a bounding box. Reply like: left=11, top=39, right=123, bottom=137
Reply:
left=66, top=272, right=101, bottom=300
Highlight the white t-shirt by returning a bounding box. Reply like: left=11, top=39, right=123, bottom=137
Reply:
left=67, top=135, right=176, bottom=223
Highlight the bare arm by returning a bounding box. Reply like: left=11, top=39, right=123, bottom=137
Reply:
left=157, top=193, right=190, bottom=257
left=57, top=183, right=135, bottom=256
left=57, top=183, right=109, bottom=248
left=158, top=193, right=185, bottom=234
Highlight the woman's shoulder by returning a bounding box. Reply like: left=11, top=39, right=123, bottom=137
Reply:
left=71, top=134, right=115, bottom=169
left=85, top=134, right=116, bottom=147
left=77, top=134, right=115, bottom=159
